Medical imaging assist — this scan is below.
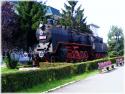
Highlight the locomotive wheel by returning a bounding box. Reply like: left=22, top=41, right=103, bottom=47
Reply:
left=66, top=58, right=71, bottom=63
left=95, top=53, right=100, bottom=59
left=84, top=51, right=88, bottom=60
left=43, top=53, right=50, bottom=62
left=81, top=51, right=88, bottom=61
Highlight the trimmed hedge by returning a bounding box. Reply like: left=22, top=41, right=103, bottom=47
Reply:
left=2, top=56, right=122, bottom=92
left=2, top=65, right=74, bottom=92
left=4, top=56, right=18, bottom=69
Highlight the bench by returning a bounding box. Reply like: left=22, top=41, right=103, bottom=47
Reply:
left=116, top=58, right=124, bottom=67
left=98, top=61, right=115, bottom=73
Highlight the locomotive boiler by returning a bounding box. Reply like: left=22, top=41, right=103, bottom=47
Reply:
left=34, top=24, right=107, bottom=62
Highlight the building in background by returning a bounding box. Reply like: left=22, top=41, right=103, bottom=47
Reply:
left=46, top=6, right=61, bottom=20
left=46, top=6, right=61, bottom=25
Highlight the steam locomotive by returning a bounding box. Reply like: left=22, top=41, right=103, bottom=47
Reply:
left=34, top=23, right=107, bottom=62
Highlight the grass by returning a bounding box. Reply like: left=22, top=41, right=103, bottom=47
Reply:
left=39, top=62, right=73, bottom=69
left=1, top=67, right=19, bottom=74
left=1, top=63, right=72, bottom=74
left=18, top=70, right=99, bottom=93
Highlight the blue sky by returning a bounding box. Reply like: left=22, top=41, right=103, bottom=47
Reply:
left=42, top=0, right=125, bottom=43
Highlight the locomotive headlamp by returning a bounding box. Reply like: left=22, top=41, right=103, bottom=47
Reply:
left=39, top=29, right=43, bottom=35
left=39, top=23, right=43, bottom=28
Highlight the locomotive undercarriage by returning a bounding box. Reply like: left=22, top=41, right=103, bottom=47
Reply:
left=41, top=42, right=106, bottom=63
left=35, top=43, right=107, bottom=63
left=94, top=52, right=107, bottom=59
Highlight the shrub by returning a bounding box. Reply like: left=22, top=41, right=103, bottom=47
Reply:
left=74, top=63, right=86, bottom=74
left=108, top=51, right=117, bottom=57
left=2, top=69, right=51, bottom=92
left=2, top=56, right=120, bottom=92
left=4, top=53, right=18, bottom=69
left=1, top=65, right=74, bottom=92
left=3, top=57, right=10, bottom=68
left=39, top=63, right=72, bottom=69
left=86, top=61, right=98, bottom=71
left=109, top=57, right=116, bottom=64
left=54, top=65, right=74, bottom=80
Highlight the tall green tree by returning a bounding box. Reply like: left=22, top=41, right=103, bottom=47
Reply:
left=16, top=1, right=46, bottom=50
left=108, top=26, right=124, bottom=57
left=60, top=0, right=92, bottom=33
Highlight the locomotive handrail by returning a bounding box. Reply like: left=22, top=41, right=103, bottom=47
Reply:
left=58, top=42, right=92, bottom=47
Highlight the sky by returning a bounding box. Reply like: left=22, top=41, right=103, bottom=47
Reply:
left=39, top=0, right=125, bottom=43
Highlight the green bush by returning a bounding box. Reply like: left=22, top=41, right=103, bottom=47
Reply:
left=2, top=69, right=50, bottom=92
left=4, top=54, right=18, bottom=69
left=54, top=65, right=74, bottom=80
left=109, top=57, right=116, bottom=64
left=3, top=57, right=10, bottom=68
left=1, top=65, right=74, bottom=92
left=74, top=63, right=86, bottom=74
left=2, top=56, right=121, bottom=92
left=86, top=61, right=97, bottom=71
left=108, top=51, right=117, bottom=57
left=39, top=63, right=72, bottom=69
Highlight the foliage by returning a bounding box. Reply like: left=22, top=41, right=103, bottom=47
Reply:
left=2, top=57, right=119, bottom=92
left=1, top=1, right=20, bottom=50
left=19, top=71, right=97, bottom=93
left=4, top=53, right=18, bottom=69
left=2, top=66, right=73, bottom=92
left=60, top=0, right=92, bottom=33
left=39, top=62, right=73, bottom=69
left=108, top=26, right=124, bottom=57
left=1, top=67, right=18, bottom=74
left=74, top=63, right=86, bottom=74
left=16, top=1, right=46, bottom=50
left=108, top=51, right=117, bottom=57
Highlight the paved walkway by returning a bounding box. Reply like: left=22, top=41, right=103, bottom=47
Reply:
left=51, top=66, right=124, bottom=94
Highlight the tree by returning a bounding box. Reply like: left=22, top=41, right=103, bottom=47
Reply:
left=2, top=1, right=20, bottom=51
left=108, top=26, right=124, bottom=57
left=60, top=0, right=92, bottom=33
left=16, top=1, right=46, bottom=50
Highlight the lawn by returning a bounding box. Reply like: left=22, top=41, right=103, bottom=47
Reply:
left=1, top=67, right=19, bottom=74
left=39, top=62, right=73, bottom=69
left=18, top=70, right=98, bottom=93
left=1, top=62, right=72, bottom=74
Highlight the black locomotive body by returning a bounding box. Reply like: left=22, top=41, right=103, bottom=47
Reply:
left=35, top=25, right=107, bottom=62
